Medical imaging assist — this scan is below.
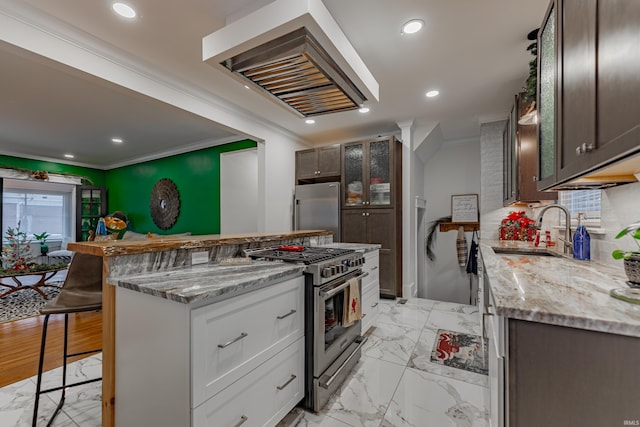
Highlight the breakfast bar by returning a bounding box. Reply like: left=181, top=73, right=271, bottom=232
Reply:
left=67, top=230, right=333, bottom=427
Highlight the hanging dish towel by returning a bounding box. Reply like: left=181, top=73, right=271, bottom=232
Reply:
left=466, top=229, right=479, bottom=275
left=342, top=277, right=361, bottom=327
left=456, top=226, right=468, bottom=267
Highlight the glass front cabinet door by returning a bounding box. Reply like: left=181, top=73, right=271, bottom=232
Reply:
left=76, top=186, right=107, bottom=241
left=342, top=137, right=396, bottom=209
left=537, top=0, right=557, bottom=190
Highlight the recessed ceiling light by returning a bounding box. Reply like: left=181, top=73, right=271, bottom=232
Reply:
left=111, top=137, right=124, bottom=144
left=426, top=90, right=440, bottom=98
left=358, top=106, right=370, bottom=113
left=112, top=2, right=137, bottom=19
left=305, top=119, right=316, bottom=124
left=64, top=154, right=75, bottom=159
left=401, top=19, right=424, bottom=35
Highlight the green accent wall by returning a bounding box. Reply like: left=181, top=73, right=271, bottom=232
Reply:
left=0, top=155, right=106, bottom=186
left=105, top=140, right=257, bottom=235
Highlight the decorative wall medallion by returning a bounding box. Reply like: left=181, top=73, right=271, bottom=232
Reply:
left=150, top=178, right=180, bottom=230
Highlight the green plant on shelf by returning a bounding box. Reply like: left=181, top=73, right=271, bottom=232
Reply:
left=612, top=222, right=640, bottom=260
left=33, top=231, right=50, bottom=255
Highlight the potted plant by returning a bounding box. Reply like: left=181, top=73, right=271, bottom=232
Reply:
left=612, top=222, right=640, bottom=285
left=33, top=232, right=50, bottom=256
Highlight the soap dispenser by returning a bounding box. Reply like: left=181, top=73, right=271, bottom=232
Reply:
left=573, top=213, right=590, bottom=260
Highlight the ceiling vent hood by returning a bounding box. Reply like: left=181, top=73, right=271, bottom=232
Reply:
left=202, top=0, right=379, bottom=118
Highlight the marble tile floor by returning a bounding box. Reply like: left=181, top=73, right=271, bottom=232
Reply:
left=0, top=298, right=489, bottom=427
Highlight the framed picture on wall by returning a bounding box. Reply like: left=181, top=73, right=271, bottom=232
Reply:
left=451, top=194, right=479, bottom=222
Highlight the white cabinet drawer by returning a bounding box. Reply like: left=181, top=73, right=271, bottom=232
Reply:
left=191, top=276, right=304, bottom=406
left=192, top=338, right=304, bottom=427
left=361, top=283, right=379, bottom=333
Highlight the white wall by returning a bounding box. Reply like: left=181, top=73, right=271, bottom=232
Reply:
left=423, top=139, right=481, bottom=303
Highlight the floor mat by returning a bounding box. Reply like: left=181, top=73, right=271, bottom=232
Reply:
left=431, top=329, right=488, bottom=375
left=0, top=285, right=61, bottom=322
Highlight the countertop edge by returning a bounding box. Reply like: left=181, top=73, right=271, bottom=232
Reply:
left=68, top=230, right=333, bottom=257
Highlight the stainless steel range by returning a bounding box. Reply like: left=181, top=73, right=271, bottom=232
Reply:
left=246, top=246, right=368, bottom=412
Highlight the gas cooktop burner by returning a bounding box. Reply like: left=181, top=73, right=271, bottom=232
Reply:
left=247, top=246, right=354, bottom=265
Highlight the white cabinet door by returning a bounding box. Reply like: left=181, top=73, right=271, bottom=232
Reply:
left=192, top=338, right=305, bottom=427
left=487, top=307, right=505, bottom=427
left=361, top=284, right=379, bottom=333
left=191, top=276, right=304, bottom=406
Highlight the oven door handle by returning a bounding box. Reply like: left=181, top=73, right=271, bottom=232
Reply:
left=319, top=272, right=368, bottom=299
left=319, top=336, right=368, bottom=390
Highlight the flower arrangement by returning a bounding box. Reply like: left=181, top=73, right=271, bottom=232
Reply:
left=1, top=221, right=35, bottom=271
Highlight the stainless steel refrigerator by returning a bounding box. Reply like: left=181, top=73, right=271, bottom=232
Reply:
left=293, top=182, right=340, bottom=241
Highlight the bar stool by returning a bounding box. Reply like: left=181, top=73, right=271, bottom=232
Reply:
left=32, top=253, right=103, bottom=427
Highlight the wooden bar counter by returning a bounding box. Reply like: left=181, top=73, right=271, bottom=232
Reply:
left=67, top=230, right=333, bottom=427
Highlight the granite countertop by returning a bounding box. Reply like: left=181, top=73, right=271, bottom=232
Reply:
left=480, top=240, right=640, bottom=338
left=67, top=230, right=333, bottom=257
left=316, top=242, right=381, bottom=253
left=109, top=260, right=304, bottom=304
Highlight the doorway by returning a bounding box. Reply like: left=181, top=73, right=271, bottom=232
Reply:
left=220, top=148, right=258, bottom=234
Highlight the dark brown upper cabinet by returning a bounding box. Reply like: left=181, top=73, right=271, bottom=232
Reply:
left=504, top=93, right=557, bottom=205
left=295, top=145, right=341, bottom=183
left=341, top=136, right=401, bottom=209
left=538, top=0, right=640, bottom=190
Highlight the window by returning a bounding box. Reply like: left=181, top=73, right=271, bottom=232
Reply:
left=559, top=190, right=601, bottom=224
left=2, top=179, right=74, bottom=243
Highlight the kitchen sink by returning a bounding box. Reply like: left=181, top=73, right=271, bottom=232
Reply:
left=491, top=247, right=562, bottom=257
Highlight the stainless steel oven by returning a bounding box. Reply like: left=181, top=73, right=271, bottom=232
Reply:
left=311, top=268, right=368, bottom=411
left=245, top=246, right=367, bottom=412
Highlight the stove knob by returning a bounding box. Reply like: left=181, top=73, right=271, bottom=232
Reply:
left=322, top=267, right=333, bottom=278
left=339, top=264, right=346, bottom=273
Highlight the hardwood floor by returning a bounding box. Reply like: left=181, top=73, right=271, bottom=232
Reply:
left=0, top=311, right=102, bottom=388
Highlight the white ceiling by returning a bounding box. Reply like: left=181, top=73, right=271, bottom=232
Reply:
left=0, top=0, right=549, bottom=169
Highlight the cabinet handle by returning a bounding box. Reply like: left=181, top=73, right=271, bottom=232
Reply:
left=366, top=213, right=370, bottom=216
left=371, top=266, right=378, bottom=270
left=371, top=302, right=379, bottom=308
left=218, top=332, right=248, bottom=348
left=362, top=213, right=366, bottom=216
left=233, top=415, right=248, bottom=427
left=277, top=309, right=296, bottom=320
left=575, top=142, right=594, bottom=155
left=532, top=175, right=537, bottom=182
left=276, top=374, right=297, bottom=390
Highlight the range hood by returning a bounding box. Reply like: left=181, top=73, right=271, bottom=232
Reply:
left=222, top=28, right=366, bottom=117
left=203, top=0, right=379, bottom=118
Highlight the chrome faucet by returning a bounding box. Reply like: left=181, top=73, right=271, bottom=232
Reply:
left=534, top=204, right=573, bottom=254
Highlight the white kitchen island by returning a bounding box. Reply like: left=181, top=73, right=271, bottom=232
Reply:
left=112, top=261, right=305, bottom=427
